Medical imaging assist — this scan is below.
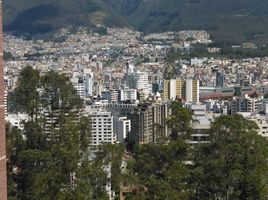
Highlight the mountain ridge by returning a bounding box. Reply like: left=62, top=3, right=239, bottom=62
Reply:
left=4, top=0, right=268, bottom=43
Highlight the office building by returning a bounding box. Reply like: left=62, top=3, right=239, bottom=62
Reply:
left=135, top=71, right=151, bottom=98
left=216, top=72, right=224, bottom=87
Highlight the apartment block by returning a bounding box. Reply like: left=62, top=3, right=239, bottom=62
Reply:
left=89, top=111, right=116, bottom=150
left=129, top=104, right=154, bottom=144
left=231, top=94, right=257, bottom=114
left=163, top=79, right=199, bottom=103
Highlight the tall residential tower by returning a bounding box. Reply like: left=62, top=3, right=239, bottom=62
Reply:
left=0, top=1, right=7, bottom=199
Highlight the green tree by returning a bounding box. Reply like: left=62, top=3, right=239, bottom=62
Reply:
left=7, top=66, right=108, bottom=200
left=167, top=101, right=195, bottom=140
left=95, top=144, right=125, bottom=199
left=127, top=142, right=191, bottom=200
left=191, top=114, right=268, bottom=200
left=12, top=66, right=40, bottom=120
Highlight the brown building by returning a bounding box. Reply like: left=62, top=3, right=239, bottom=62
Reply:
left=152, top=102, right=171, bottom=142
left=129, top=104, right=154, bottom=144
left=0, top=1, right=7, bottom=199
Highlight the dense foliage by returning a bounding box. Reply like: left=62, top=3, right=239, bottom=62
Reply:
left=123, top=102, right=268, bottom=199
left=7, top=66, right=109, bottom=200
left=7, top=68, right=268, bottom=199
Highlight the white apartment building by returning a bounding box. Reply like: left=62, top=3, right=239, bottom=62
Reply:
left=169, top=79, right=177, bottom=100
left=73, top=83, right=85, bottom=98
left=186, top=79, right=199, bottom=103
left=120, top=89, right=137, bottom=102
left=71, top=74, right=93, bottom=98
left=89, top=111, right=116, bottom=150
left=117, top=117, right=131, bottom=143
left=135, top=71, right=151, bottom=97
left=231, top=95, right=257, bottom=114
left=190, top=104, right=211, bottom=145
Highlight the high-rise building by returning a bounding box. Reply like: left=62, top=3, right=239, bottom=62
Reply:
left=186, top=79, right=199, bottom=103
left=89, top=111, right=116, bottom=150
left=169, top=79, right=177, bottom=100
left=94, top=80, right=104, bottom=96
left=163, top=79, right=184, bottom=101
left=163, top=79, right=199, bottom=103
left=117, top=117, right=131, bottom=143
left=216, top=72, right=225, bottom=87
left=0, top=0, right=7, bottom=198
left=163, top=80, right=170, bottom=101
left=124, top=74, right=136, bottom=89
left=84, top=74, right=93, bottom=97
left=135, top=71, right=151, bottom=98
left=152, top=103, right=171, bottom=141
left=129, top=104, right=154, bottom=144
left=71, top=74, right=93, bottom=98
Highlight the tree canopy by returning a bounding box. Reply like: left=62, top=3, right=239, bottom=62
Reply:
left=7, top=67, right=268, bottom=199
left=7, top=66, right=109, bottom=200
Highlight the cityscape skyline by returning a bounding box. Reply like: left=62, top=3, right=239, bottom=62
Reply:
left=4, top=1, right=268, bottom=199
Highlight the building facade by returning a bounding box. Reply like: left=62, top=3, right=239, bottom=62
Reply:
left=120, top=89, right=137, bottom=102
left=216, top=72, right=225, bottom=87
left=117, top=117, right=131, bottom=143
left=231, top=95, right=257, bottom=114
left=0, top=1, right=7, bottom=198
left=163, top=79, right=199, bottom=103
left=129, top=104, right=154, bottom=144
left=89, top=111, right=116, bottom=150
left=152, top=102, right=171, bottom=141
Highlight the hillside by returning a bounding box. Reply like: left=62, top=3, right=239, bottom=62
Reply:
left=3, top=0, right=129, bottom=34
left=4, top=0, right=268, bottom=43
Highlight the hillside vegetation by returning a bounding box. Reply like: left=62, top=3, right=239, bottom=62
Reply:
left=4, top=0, right=268, bottom=43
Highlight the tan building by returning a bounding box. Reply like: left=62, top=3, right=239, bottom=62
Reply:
left=163, top=80, right=170, bottom=101
left=163, top=79, right=199, bottom=103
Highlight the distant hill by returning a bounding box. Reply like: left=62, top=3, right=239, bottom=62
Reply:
left=4, top=0, right=268, bottom=44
